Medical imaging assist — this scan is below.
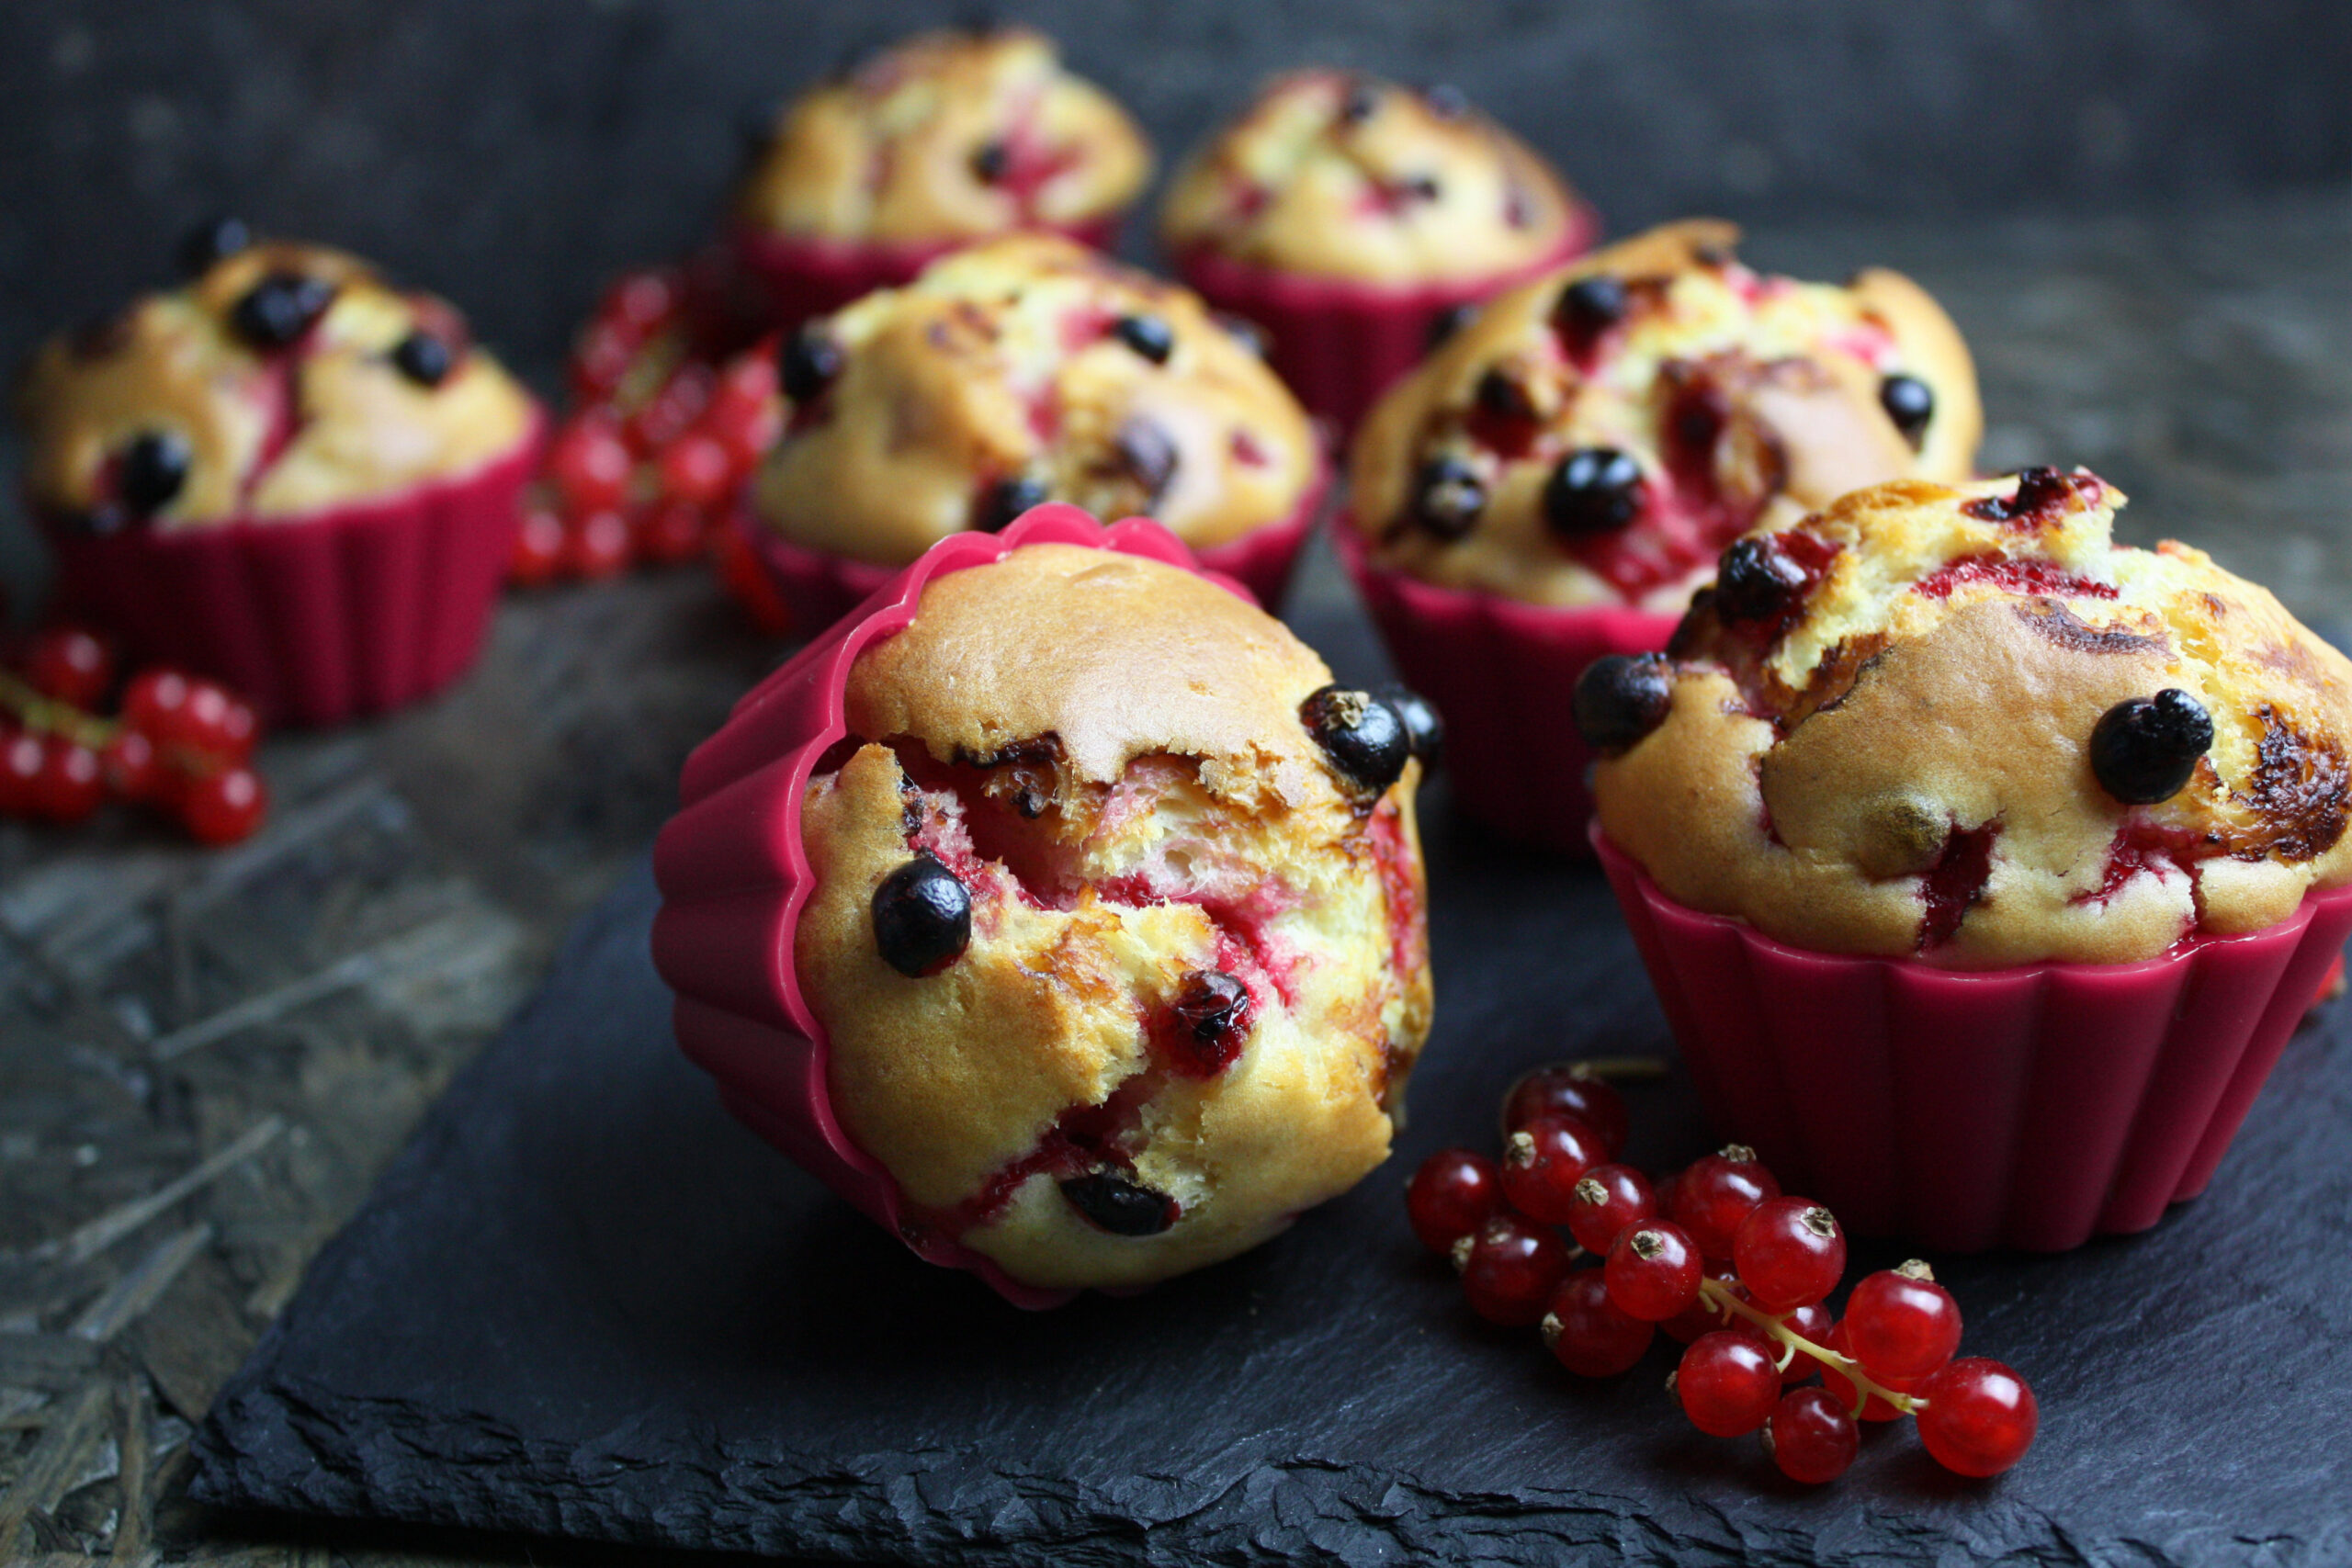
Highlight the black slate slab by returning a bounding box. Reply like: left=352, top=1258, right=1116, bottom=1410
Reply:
left=190, top=593, right=2352, bottom=1567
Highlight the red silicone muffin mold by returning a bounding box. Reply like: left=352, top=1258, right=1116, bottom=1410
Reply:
left=651, top=503, right=1257, bottom=1308
left=1172, top=207, right=1598, bottom=439
left=1334, top=519, right=1676, bottom=852
left=40, top=412, right=544, bottom=728
left=1593, top=822, right=2352, bottom=1253
left=739, top=444, right=1329, bottom=639
left=729, top=216, right=1121, bottom=336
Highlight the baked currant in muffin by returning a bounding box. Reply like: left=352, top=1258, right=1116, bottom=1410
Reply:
left=748, top=233, right=1324, bottom=610
left=1349, top=220, right=1982, bottom=610
left=1588, top=469, right=2352, bottom=965
left=786, top=539, right=1434, bottom=1290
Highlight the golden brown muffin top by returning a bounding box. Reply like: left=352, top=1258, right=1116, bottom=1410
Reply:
left=19, top=237, right=534, bottom=530
left=752, top=234, right=1321, bottom=567
left=1159, top=69, right=1587, bottom=287
left=1349, top=220, right=1983, bottom=609
left=1591, top=472, right=2352, bottom=966
left=734, top=26, right=1152, bottom=247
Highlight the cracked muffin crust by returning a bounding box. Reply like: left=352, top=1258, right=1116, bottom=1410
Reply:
left=21, top=239, right=535, bottom=531
left=734, top=26, right=1151, bottom=248
left=752, top=234, right=1321, bottom=569
left=1160, top=69, right=1588, bottom=288
left=1348, top=221, right=1982, bottom=610
left=1590, top=471, right=2352, bottom=967
left=791, top=542, right=1434, bottom=1289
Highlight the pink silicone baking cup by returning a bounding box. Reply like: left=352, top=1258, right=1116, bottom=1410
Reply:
left=41, top=411, right=544, bottom=728
left=1172, top=206, right=1598, bottom=439
left=736, top=444, right=1330, bottom=641
left=1333, top=519, right=1677, bottom=853
left=729, top=215, right=1123, bottom=335
left=651, top=503, right=1256, bottom=1308
left=1592, top=823, right=2352, bottom=1253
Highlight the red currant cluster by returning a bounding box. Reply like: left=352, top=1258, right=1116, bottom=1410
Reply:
left=515, top=265, right=787, bottom=624
left=0, top=625, right=267, bottom=844
left=1406, top=1062, right=2038, bottom=1484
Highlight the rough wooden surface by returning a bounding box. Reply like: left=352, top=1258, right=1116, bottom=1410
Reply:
left=2, top=192, right=2349, bottom=1564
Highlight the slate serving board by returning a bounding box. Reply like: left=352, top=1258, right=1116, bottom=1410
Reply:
left=189, top=592, right=2352, bottom=1566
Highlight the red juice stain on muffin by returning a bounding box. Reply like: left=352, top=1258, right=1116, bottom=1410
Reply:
left=1912, top=553, right=2119, bottom=602
left=1916, top=821, right=1998, bottom=951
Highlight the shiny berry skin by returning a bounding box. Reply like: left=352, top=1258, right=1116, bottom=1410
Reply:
left=231, top=270, right=336, bottom=349
left=1916, top=1358, right=2037, bottom=1477
left=1500, top=1064, right=1629, bottom=1156
left=127, top=675, right=255, bottom=762
left=564, top=509, right=634, bottom=579
left=33, top=739, right=104, bottom=824
left=0, top=731, right=43, bottom=817
left=1564, top=1162, right=1657, bottom=1255
left=178, top=214, right=252, bottom=276
left=1453, top=1213, right=1574, bottom=1326
left=1410, top=455, right=1486, bottom=538
left=778, top=326, right=844, bottom=403
left=1659, top=1266, right=1736, bottom=1345
left=626, top=365, right=712, bottom=456
left=1165, top=968, right=1253, bottom=1076
left=511, top=505, right=568, bottom=586
left=2090, top=689, right=2212, bottom=805
left=119, top=431, right=192, bottom=518
left=570, top=321, right=638, bottom=401
left=1879, top=373, right=1934, bottom=446
left=1058, top=1170, right=1177, bottom=1235
left=180, top=764, right=267, bottom=845
left=975, top=474, right=1050, bottom=532
left=1604, top=1221, right=1702, bottom=1322
left=1732, top=1197, right=1846, bottom=1312
left=1675, top=1330, right=1781, bottom=1437
left=1499, top=1113, right=1609, bottom=1224
left=1766, top=1386, right=1859, bottom=1483
left=1405, top=1147, right=1503, bottom=1256
left=1669, top=1145, right=1781, bottom=1261
left=1543, top=446, right=1646, bottom=537
left=1820, top=1319, right=1918, bottom=1421
left=1373, top=683, right=1443, bottom=768
left=1111, top=313, right=1174, bottom=364
left=391, top=330, right=454, bottom=388
left=871, top=854, right=972, bottom=977
left=633, top=501, right=709, bottom=567
left=1553, top=273, right=1627, bottom=355
left=23, top=626, right=115, bottom=708
left=600, top=270, right=679, bottom=334
left=1572, top=652, right=1674, bottom=755
left=655, top=431, right=736, bottom=510
left=1541, top=1270, right=1655, bottom=1378
left=1299, top=685, right=1410, bottom=794
left=100, top=729, right=160, bottom=802
left=1713, top=536, right=1811, bottom=626
left=1844, top=1262, right=1963, bottom=1381
left=1777, top=1302, right=1835, bottom=1384
left=547, top=414, right=634, bottom=514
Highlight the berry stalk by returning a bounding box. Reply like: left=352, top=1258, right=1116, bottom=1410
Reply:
left=1694, top=1276, right=1922, bottom=1416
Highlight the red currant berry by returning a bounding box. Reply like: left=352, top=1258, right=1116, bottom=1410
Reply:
left=565, top=510, right=634, bottom=580
left=180, top=764, right=267, bottom=845
left=34, top=739, right=104, bottom=823
left=627, top=363, right=714, bottom=457
left=1820, top=1319, right=1919, bottom=1422
left=1843, top=1260, right=1963, bottom=1382
left=1565, top=1161, right=1657, bottom=1255
left=1669, top=1145, right=1781, bottom=1260
left=169, top=678, right=253, bottom=762
left=101, top=729, right=160, bottom=802
left=1405, top=1147, right=1503, bottom=1256
left=601, top=269, right=679, bottom=334
left=1765, top=1386, right=1859, bottom=1484
left=511, top=504, right=569, bottom=586
left=24, top=625, right=114, bottom=708
left=633, top=500, right=711, bottom=566
left=1915, top=1358, right=2038, bottom=1477
left=1777, top=1302, right=1835, bottom=1384
left=1500, top=1063, right=1629, bottom=1156
left=1541, top=1269, right=1654, bottom=1378
left=655, top=430, right=736, bottom=510
left=1732, top=1197, right=1846, bottom=1312
left=1498, top=1112, right=1608, bottom=1224
left=122, top=668, right=191, bottom=739
left=569, top=321, right=638, bottom=402
left=547, top=412, right=634, bottom=514
left=1659, top=1268, right=1736, bottom=1345
left=1604, top=1221, right=1702, bottom=1322
left=0, top=729, right=41, bottom=817
left=1674, top=1329, right=1781, bottom=1437
left=1453, top=1213, right=1574, bottom=1326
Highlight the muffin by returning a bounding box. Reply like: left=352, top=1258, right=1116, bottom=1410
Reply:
left=1340, top=220, right=1981, bottom=849
left=743, top=233, right=1328, bottom=627
left=20, top=222, right=542, bottom=725
left=1583, top=469, right=2352, bottom=1250
left=1161, top=70, right=1597, bottom=434
left=653, top=505, right=1436, bottom=1303
left=730, top=24, right=1152, bottom=333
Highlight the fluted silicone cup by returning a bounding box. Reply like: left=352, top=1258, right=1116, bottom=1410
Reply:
left=40, top=412, right=544, bottom=728
left=1593, top=823, right=2352, bottom=1252
left=1171, top=209, right=1597, bottom=440
left=653, top=504, right=1256, bottom=1308
left=1334, top=520, right=1677, bottom=852
left=729, top=216, right=1123, bottom=336
left=738, top=446, right=1329, bottom=640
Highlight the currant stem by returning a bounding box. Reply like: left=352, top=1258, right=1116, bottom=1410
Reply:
left=1694, top=1277, right=1925, bottom=1416
left=0, top=670, right=120, bottom=749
